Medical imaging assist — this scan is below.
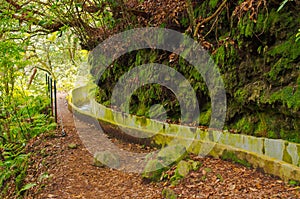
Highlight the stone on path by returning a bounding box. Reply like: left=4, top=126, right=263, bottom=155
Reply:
left=93, top=151, right=120, bottom=168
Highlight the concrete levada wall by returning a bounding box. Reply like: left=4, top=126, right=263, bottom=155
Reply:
left=68, top=85, right=300, bottom=182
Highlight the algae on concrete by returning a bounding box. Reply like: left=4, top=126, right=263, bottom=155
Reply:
left=264, top=139, right=285, bottom=160
left=287, top=143, right=300, bottom=166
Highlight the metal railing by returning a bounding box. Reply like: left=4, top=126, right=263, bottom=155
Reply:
left=45, top=73, right=57, bottom=123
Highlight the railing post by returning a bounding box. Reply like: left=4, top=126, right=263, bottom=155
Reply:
left=44, top=71, right=57, bottom=122
left=50, top=77, right=53, bottom=117
left=54, top=80, right=57, bottom=123
left=46, top=73, right=48, bottom=95
left=47, top=75, right=51, bottom=97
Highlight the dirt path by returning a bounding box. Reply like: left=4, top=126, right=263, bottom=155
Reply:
left=25, top=93, right=162, bottom=199
left=25, top=93, right=300, bottom=199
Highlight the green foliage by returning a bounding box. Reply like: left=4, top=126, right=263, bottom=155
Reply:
left=95, top=48, right=212, bottom=125
left=269, top=85, right=300, bottom=110
left=199, top=108, right=211, bottom=126
left=266, top=38, right=300, bottom=84
left=0, top=143, right=28, bottom=197
left=296, top=29, right=300, bottom=42
left=216, top=173, right=223, bottom=182
left=0, top=94, right=56, bottom=143
left=32, top=30, right=85, bottom=92
left=0, top=34, right=57, bottom=198
left=268, top=38, right=300, bottom=60
left=236, top=13, right=255, bottom=38
left=18, top=183, right=37, bottom=195
left=93, top=0, right=300, bottom=143
left=233, top=117, right=255, bottom=135
left=0, top=94, right=56, bottom=197
left=277, top=0, right=292, bottom=12
left=1, top=0, right=299, bottom=146
left=209, top=0, right=219, bottom=9
left=214, top=45, right=226, bottom=65
left=288, top=180, right=300, bottom=186
left=0, top=1, right=101, bottom=198
left=224, top=3, right=300, bottom=141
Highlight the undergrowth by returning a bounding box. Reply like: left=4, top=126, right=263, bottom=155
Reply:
left=0, top=94, right=56, bottom=198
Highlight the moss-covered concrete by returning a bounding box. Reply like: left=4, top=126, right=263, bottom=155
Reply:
left=68, top=85, right=300, bottom=182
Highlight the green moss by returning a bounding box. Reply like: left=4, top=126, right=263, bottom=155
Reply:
left=157, top=145, right=187, bottom=166
left=288, top=180, right=300, bottom=186
left=168, top=159, right=201, bottom=185
left=267, top=131, right=278, bottom=139
left=104, top=108, right=113, bottom=121
left=221, top=150, right=251, bottom=168
left=188, top=140, right=202, bottom=154
left=209, top=0, right=219, bottom=9
left=92, top=0, right=300, bottom=144
left=199, top=108, right=211, bottom=126
left=282, top=143, right=292, bottom=164
left=68, top=143, right=78, bottom=149
left=135, top=116, right=148, bottom=127
left=255, top=13, right=266, bottom=33
left=172, top=160, right=190, bottom=181
left=189, top=159, right=202, bottom=171
left=136, top=103, right=147, bottom=116
left=234, top=88, right=248, bottom=104
left=280, top=129, right=300, bottom=144
left=233, top=117, right=255, bottom=135
left=255, top=119, right=268, bottom=137
left=298, top=145, right=300, bottom=167
left=142, top=159, right=166, bottom=181
left=214, top=45, right=225, bottom=66
left=269, top=84, right=300, bottom=110
left=254, top=113, right=270, bottom=138
left=162, top=188, right=178, bottom=199
left=153, top=133, right=171, bottom=147
left=245, top=19, right=254, bottom=37
left=268, top=39, right=300, bottom=60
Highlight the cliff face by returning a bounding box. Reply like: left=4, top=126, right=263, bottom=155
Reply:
left=91, top=0, right=300, bottom=142
left=205, top=1, right=300, bottom=141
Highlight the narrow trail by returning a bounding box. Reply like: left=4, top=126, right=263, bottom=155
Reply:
left=25, top=93, right=300, bottom=199
left=27, top=93, right=162, bottom=199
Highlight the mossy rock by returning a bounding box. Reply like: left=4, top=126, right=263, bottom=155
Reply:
left=170, top=159, right=202, bottom=184
left=142, top=145, right=188, bottom=181
left=176, top=160, right=190, bottom=178
left=188, top=159, right=202, bottom=171
left=157, top=144, right=187, bottom=166
left=162, top=188, right=178, bottom=199
left=93, top=151, right=120, bottom=168
left=142, top=159, right=165, bottom=181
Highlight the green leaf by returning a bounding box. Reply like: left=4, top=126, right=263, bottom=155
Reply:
left=18, top=183, right=37, bottom=194
left=277, top=0, right=289, bottom=12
